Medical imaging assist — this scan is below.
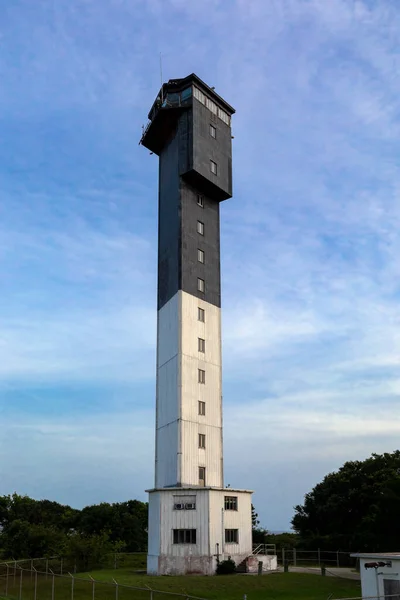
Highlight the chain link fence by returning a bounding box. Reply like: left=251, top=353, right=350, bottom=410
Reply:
left=0, top=564, right=207, bottom=600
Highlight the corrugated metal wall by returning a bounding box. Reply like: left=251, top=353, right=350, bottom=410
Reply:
left=149, top=489, right=253, bottom=561
left=155, top=291, right=223, bottom=488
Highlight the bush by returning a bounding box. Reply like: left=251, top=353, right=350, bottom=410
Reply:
left=216, top=557, right=236, bottom=575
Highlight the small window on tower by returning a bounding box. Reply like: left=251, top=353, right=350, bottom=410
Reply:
left=199, top=467, right=206, bottom=486
left=198, top=307, right=205, bottom=322
left=198, top=401, right=206, bottom=415
left=198, top=369, right=205, bottom=384
left=197, top=220, right=204, bottom=235
left=198, top=433, right=206, bottom=449
left=197, top=195, right=204, bottom=207
left=210, top=160, right=218, bottom=175
left=198, top=338, right=205, bottom=353
left=210, top=124, right=216, bottom=138
left=198, top=249, right=204, bottom=263
left=197, top=278, right=205, bottom=293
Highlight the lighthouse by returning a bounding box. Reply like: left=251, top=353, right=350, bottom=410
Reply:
left=140, top=74, right=253, bottom=576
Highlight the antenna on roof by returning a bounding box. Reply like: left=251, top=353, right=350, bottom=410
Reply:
left=160, top=52, right=163, bottom=103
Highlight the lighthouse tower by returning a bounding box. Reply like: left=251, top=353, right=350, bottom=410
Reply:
left=140, top=74, right=253, bottom=576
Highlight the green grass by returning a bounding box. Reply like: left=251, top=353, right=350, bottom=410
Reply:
left=85, top=567, right=361, bottom=600
left=0, top=566, right=361, bottom=600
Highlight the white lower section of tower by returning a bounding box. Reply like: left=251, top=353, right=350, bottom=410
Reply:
left=148, top=290, right=254, bottom=575
left=155, top=291, right=223, bottom=489
left=147, top=487, right=253, bottom=575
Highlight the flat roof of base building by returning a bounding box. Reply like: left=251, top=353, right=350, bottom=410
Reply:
left=351, top=553, right=400, bottom=560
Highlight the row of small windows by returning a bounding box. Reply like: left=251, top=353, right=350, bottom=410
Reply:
left=196, top=206, right=206, bottom=443
left=173, top=496, right=237, bottom=511
left=172, top=529, right=238, bottom=545
left=193, top=86, right=231, bottom=126
left=174, top=501, right=196, bottom=510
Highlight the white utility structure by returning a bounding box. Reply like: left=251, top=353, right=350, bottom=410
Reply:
left=352, top=553, right=400, bottom=600
left=140, top=74, right=275, bottom=575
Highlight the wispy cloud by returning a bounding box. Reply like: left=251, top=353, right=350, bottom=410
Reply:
left=1, top=0, right=400, bottom=528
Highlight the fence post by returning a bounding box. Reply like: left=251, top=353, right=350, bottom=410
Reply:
left=90, top=575, right=95, bottom=600
left=34, top=569, right=38, bottom=600
left=46, top=559, right=49, bottom=580
left=5, top=564, right=9, bottom=596
left=14, top=560, right=17, bottom=584
left=60, top=558, right=63, bottom=575
left=282, top=548, right=285, bottom=567
left=52, top=573, right=55, bottom=600
left=318, top=548, right=321, bottom=567
left=293, top=548, right=297, bottom=567
left=321, top=564, right=326, bottom=577
left=113, top=578, right=118, bottom=600
left=31, top=560, right=34, bottom=582
left=70, top=573, right=74, bottom=600
left=114, top=553, right=117, bottom=570
left=336, top=551, right=339, bottom=568
left=19, top=568, right=23, bottom=600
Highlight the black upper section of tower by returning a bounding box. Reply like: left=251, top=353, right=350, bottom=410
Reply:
left=141, top=74, right=234, bottom=310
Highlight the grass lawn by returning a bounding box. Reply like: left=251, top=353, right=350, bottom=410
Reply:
left=83, top=567, right=361, bottom=600
left=1, top=566, right=361, bottom=600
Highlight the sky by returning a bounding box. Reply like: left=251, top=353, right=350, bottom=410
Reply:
left=1, top=0, right=400, bottom=531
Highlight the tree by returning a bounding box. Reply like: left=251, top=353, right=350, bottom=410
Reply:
left=0, top=494, right=148, bottom=561
left=251, top=504, right=260, bottom=530
left=251, top=504, right=268, bottom=544
left=292, top=451, right=400, bottom=550
left=78, top=500, right=148, bottom=551
left=0, top=520, right=67, bottom=559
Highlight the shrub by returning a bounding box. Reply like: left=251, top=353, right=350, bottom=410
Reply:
left=216, top=557, right=236, bottom=575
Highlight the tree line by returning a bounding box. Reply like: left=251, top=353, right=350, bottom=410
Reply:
left=0, top=494, right=148, bottom=568
left=2, top=450, right=398, bottom=565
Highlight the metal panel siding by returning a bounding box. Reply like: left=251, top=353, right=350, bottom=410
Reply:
left=181, top=291, right=221, bottom=366
left=192, top=98, right=232, bottom=199
left=180, top=181, right=221, bottom=307
left=157, top=128, right=180, bottom=311
left=156, top=357, right=180, bottom=428
left=155, top=422, right=179, bottom=488
left=208, top=490, right=253, bottom=558
left=155, top=291, right=222, bottom=488
left=180, top=421, right=222, bottom=487
left=148, top=492, right=161, bottom=555
left=158, top=489, right=210, bottom=557
left=157, top=294, right=180, bottom=368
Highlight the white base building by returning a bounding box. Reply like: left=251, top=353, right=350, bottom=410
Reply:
left=147, top=488, right=253, bottom=575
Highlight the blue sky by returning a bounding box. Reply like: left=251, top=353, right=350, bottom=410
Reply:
left=1, top=0, right=400, bottom=531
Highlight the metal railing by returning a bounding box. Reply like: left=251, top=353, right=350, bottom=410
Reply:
left=281, top=548, right=358, bottom=568
left=252, top=543, right=277, bottom=555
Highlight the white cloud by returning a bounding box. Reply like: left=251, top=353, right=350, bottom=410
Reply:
left=2, top=0, right=400, bottom=529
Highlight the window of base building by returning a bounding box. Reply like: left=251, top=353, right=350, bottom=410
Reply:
left=173, top=529, right=197, bottom=544
left=224, top=496, right=238, bottom=511
left=225, top=529, right=239, bottom=544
